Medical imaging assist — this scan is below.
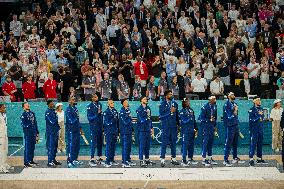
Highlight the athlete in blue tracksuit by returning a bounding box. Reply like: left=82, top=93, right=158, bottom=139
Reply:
left=136, top=96, right=155, bottom=167
left=179, top=98, right=198, bottom=166
left=66, top=97, right=83, bottom=168
left=119, top=99, right=134, bottom=167
left=223, top=92, right=243, bottom=166
left=159, top=90, right=180, bottom=167
left=87, top=94, right=103, bottom=167
left=21, top=102, right=39, bottom=167
left=103, top=99, right=119, bottom=167
left=199, top=95, right=218, bottom=166
left=248, top=96, right=268, bottom=166
left=45, top=100, right=61, bottom=167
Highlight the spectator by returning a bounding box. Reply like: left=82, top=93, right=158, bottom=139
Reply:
left=43, top=73, right=57, bottom=99
left=240, top=71, right=252, bottom=96
left=210, top=75, right=224, bottom=98
left=134, top=56, right=148, bottom=92
left=191, top=72, right=207, bottom=99
left=22, top=74, right=36, bottom=101
left=81, top=68, right=96, bottom=101
left=2, top=75, right=16, bottom=102
left=117, top=74, right=130, bottom=100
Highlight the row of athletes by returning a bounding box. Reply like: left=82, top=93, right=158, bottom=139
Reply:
left=20, top=90, right=266, bottom=168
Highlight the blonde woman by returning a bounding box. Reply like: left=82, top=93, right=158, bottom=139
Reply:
left=270, top=99, right=283, bottom=152
left=56, top=103, right=66, bottom=153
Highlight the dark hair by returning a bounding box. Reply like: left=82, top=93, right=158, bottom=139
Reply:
left=140, top=96, right=146, bottom=102
left=182, top=98, right=188, bottom=108
left=121, top=99, right=127, bottom=105
left=0, top=104, right=5, bottom=108
left=46, top=99, right=53, bottom=106
left=164, top=90, right=172, bottom=96
left=22, top=102, right=28, bottom=108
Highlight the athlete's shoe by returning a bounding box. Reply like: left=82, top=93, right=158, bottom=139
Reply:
left=89, top=159, right=97, bottom=167
left=232, top=157, right=245, bottom=164
left=223, top=160, right=232, bottom=167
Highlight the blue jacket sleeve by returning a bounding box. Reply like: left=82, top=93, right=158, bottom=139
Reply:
left=34, top=112, right=39, bottom=134
left=103, top=111, right=112, bottom=126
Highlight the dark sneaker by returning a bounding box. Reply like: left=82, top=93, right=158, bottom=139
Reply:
left=89, top=159, right=97, bottom=167
left=256, top=159, right=268, bottom=164
left=53, top=160, right=62, bottom=165
left=188, top=159, right=199, bottom=165
left=181, top=160, right=189, bottom=167
left=111, top=161, right=119, bottom=166
left=140, top=160, right=148, bottom=168
left=171, top=159, right=180, bottom=166
left=47, top=162, right=56, bottom=168
left=24, top=163, right=33, bottom=168
left=126, top=161, right=136, bottom=166
left=249, top=160, right=255, bottom=166
left=29, top=161, right=39, bottom=166
left=145, top=159, right=156, bottom=165
left=202, top=159, right=211, bottom=167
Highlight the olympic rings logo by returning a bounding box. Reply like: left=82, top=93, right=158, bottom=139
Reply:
left=152, top=123, right=182, bottom=144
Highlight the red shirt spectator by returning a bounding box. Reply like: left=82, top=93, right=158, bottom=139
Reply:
left=22, top=75, right=36, bottom=99
left=2, top=76, right=17, bottom=102
left=43, top=73, right=57, bottom=99
left=134, top=57, right=149, bottom=82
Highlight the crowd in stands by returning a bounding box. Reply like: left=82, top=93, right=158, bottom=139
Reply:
left=0, top=0, right=283, bottom=102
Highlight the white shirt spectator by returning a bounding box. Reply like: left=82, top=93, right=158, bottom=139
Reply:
left=270, top=107, right=283, bottom=121
left=9, top=20, right=22, bottom=37
left=210, top=79, right=224, bottom=95
left=176, top=63, right=189, bottom=76
left=57, top=110, right=65, bottom=123
left=28, top=34, right=40, bottom=42
left=191, top=77, right=207, bottom=92
left=157, top=38, right=168, bottom=48
left=228, top=10, right=239, bottom=21
left=96, top=13, right=107, bottom=30
left=247, top=62, right=260, bottom=78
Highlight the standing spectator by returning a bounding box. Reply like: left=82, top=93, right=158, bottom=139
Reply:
left=191, top=72, right=207, bottom=99
left=117, top=74, right=130, bottom=100
left=22, top=75, right=36, bottom=101
left=240, top=71, right=252, bottom=96
left=43, top=73, right=57, bottom=99
left=2, top=75, right=16, bottom=102
left=100, top=73, right=112, bottom=100
left=146, top=75, right=156, bottom=101
left=81, top=68, right=96, bottom=101
left=210, top=75, right=224, bottom=98
left=270, top=99, right=283, bottom=152
left=9, top=15, right=22, bottom=40
left=169, top=75, right=180, bottom=100
left=133, top=75, right=142, bottom=101
left=166, top=56, right=177, bottom=84
left=247, top=56, right=261, bottom=93
left=157, top=71, right=168, bottom=99
left=106, top=19, right=120, bottom=46
left=134, top=56, right=148, bottom=95
left=56, top=103, right=65, bottom=153
left=96, top=8, right=107, bottom=33
left=216, top=54, right=231, bottom=86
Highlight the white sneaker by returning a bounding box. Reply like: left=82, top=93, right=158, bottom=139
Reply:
left=275, top=148, right=280, bottom=152
left=232, top=157, right=245, bottom=164
left=223, top=160, right=232, bottom=167
left=126, top=161, right=136, bottom=166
